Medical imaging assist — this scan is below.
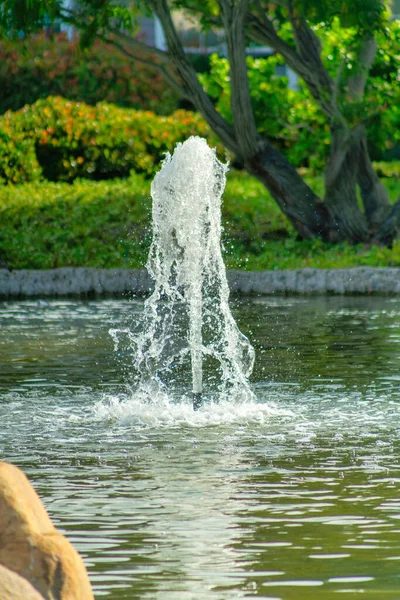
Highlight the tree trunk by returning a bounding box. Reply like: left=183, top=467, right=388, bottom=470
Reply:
left=245, top=141, right=331, bottom=240
left=357, top=130, right=391, bottom=229
left=246, top=129, right=398, bottom=246
left=323, top=125, right=397, bottom=244
left=105, top=4, right=399, bottom=247
left=324, top=126, right=369, bottom=242
left=245, top=11, right=398, bottom=245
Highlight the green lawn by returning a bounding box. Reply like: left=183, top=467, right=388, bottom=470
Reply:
left=0, top=170, right=399, bottom=270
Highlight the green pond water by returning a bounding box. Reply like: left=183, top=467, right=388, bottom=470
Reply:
left=1, top=295, right=400, bottom=600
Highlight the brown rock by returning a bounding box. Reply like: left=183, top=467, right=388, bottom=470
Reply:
left=0, top=564, right=45, bottom=600
left=0, top=461, right=94, bottom=600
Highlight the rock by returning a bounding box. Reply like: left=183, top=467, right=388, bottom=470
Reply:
left=0, top=461, right=94, bottom=600
left=0, top=564, right=45, bottom=600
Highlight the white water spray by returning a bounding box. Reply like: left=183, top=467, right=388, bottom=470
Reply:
left=111, top=137, right=255, bottom=407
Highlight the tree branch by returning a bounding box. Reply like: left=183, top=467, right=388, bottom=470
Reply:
left=288, top=1, right=322, bottom=61
left=287, top=4, right=349, bottom=130
left=60, top=4, right=182, bottom=90
left=246, top=7, right=345, bottom=125
left=348, top=35, right=377, bottom=101
left=218, top=0, right=258, bottom=159
left=147, top=0, right=239, bottom=154
left=332, top=57, right=346, bottom=109
left=105, top=30, right=188, bottom=98
left=246, top=10, right=306, bottom=74
left=356, top=127, right=391, bottom=227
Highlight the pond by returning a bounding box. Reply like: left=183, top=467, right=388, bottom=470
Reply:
left=1, top=295, right=400, bottom=600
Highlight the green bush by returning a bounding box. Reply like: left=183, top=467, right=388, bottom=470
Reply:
left=1, top=171, right=399, bottom=271
left=0, top=174, right=152, bottom=269
left=0, top=96, right=223, bottom=183
left=0, top=128, right=42, bottom=184
left=0, top=33, right=178, bottom=115
left=372, top=160, right=400, bottom=178
left=200, top=54, right=331, bottom=171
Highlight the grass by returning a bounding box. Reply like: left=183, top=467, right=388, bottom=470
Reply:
left=0, top=169, right=399, bottom=271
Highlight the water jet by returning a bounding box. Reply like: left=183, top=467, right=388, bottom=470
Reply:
left=112, top=137, right=255, bottom=406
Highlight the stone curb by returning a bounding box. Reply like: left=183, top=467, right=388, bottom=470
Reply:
left=1, top=267, right=400, bottom=298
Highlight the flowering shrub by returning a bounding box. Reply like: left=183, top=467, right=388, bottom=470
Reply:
left=0, top=33, right=178, bottom=115
left=0, top=97, right=223, bottom=183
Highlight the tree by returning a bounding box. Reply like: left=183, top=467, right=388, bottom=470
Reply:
left=1, top=0, right=399, bottom=245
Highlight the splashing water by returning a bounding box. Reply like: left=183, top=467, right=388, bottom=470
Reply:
left=110, top=137, right=255, bottom=407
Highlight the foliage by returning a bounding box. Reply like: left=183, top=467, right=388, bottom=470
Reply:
left=0, top=128, right=42, bottom=184
left=0, top=33, right=178, bottom=116
left=0, top=0, right=59, bottom=36
left=201, top=53, right=329, bottom=171
left=316, top=17, right=400, bottom=158
left=1, top=0, right=399, bottom=247
left=0, top=0, right=134, bottom=39
left=1, top=170, right=399, bottom=271
left=0, top=96, right=223, bottom=183
left=226, top=236, right=400, bottom=271
left=0, top=173, right=152, bottom=269
left=372, top=160, right=400, bottom=178
left=223, top=170, right=400, bottom=269
left=200, top=18, right=400, bottom=170
left=295, top=0, right=386, bottom=33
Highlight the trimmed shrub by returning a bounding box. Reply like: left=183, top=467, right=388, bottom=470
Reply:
left=0, top=174, right=152, bottom=269
left=0, top=33, right=178, bottom=115
left=0, top=129, right=42, bottom=184
left=0, top=96, right=223, bottom=183
left=1, top=172, right=399, bottom=271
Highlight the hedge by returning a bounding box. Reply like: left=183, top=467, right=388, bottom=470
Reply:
left=0, top=174, right=152, bottom=269
left=1, top=171, right=399, bottom=271
left=0, top=96, right=223, bottom=183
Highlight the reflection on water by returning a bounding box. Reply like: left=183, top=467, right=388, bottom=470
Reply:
left=1, top=296, right=400, bottom=599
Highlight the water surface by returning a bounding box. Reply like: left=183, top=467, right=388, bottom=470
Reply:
left=1, top=296, right=400, bottom=599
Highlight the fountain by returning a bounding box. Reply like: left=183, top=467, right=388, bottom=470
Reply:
left=111, top=137, right=255, bottom=408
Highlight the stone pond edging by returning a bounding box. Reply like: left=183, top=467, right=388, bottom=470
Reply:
left=1, top=266, right=400, bottom=298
